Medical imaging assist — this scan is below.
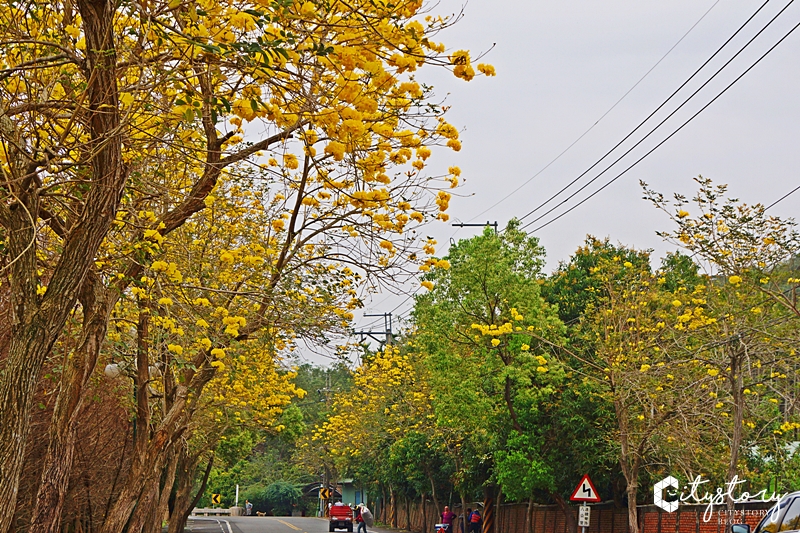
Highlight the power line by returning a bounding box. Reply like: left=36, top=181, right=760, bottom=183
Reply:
left=518, top=0, right=782, bottom=226
left=381, top=183, right=800, bottom=334
left=371, top=184, right=800, bottom=334
left=462, top=0, right=723, bottom=225
left=766, top=184, right=800, bottom=210
left=524, top=12, right=800, bottom=233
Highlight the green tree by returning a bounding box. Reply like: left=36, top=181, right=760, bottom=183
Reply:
left=412, top=221, right=573, bottom=526
left=264, top=481, right=303, bottom=516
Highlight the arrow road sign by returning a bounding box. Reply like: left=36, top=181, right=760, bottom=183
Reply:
left=570, top=474, right=601, bottom=503
left=211, top=493, right=221, bottom=505
left=320, top=487, right=331, bottom=499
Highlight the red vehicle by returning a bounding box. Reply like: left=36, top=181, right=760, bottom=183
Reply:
left=329, top=502, right=353, bottom=532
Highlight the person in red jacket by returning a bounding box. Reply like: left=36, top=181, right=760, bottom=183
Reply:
left=356, top=504, right=367, bottom=533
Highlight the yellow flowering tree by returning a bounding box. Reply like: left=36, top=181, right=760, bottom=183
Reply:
left=581, top=254, right=716, bottom=533
left=644, top=176, right=800, bottom=315
left=0, top=0, right=494, bottom=530
left=644, top=177, right=800, bottom=502
left=311, top=345, right=440, bottom=526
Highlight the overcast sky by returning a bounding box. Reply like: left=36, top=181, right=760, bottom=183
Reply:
left=307, top=0, right=800, bottom=365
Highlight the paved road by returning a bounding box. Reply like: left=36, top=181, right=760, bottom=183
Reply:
left=186, top=516, right=391, bottom=533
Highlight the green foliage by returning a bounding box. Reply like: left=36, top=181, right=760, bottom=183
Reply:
left=544, top=236, right=651, bottom=323
left=412, top=221, right=568, bottom=501
left=264, top=481, right=303, bottom=515
left=495, top=433, right=554, bottom=500
left=658, top=251, right=701, bottom=292
left=204, top=364, right=354, bottom=511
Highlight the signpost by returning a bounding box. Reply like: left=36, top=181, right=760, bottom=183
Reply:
left=570, top=475, right=600, bottom=533
left=320, top=487, right=331, bottom=499
left=578, top=505, right=591, bottom=527
left=211, top=493, right=221, bottom=505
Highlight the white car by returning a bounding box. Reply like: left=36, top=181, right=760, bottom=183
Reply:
left=733, top=493, right=800, bottom=533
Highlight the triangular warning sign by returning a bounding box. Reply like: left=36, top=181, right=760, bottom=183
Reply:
left=570, top=474, right=601, bottom=502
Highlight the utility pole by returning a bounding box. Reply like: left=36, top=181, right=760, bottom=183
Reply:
left=354, top=312, right=394, bottom=346
left=319, top=373, right=334, bottom=516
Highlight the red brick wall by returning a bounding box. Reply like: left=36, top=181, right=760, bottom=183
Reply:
left=385, top=501, right=772, bottom=533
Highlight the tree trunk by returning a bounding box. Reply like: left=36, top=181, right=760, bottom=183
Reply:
left=552, top=492, right=577, bottom=533
left=625, top=481, right=639, bottom=533
left=526, top=497, right=533, bottom=533
left=381, top=486, right=388, bottom=524
left=405, top=497, right=411, bottom=531
left=428, top=474, right=440, bottom=517
left=421, top=493, right=428, bottom=533
left=614, top=393, right=640, bottom=533
left=0, top=0, right=126, bottom=527
left=495, top=489, right=502, bottom=533
left=99, top=384, right=189, bottom=533
left=0, top=322, right=68, bottom=532
left=126, top=478, right=159, bottom=533
left=145, top=448, right=178, bottom=533
left=726, top=350, right=745, bottom=528
left=168, top=454, right=212, bottom=533
left=460, top=494, right=468, bottom=533
left=29, top=273, right=111, bottom=533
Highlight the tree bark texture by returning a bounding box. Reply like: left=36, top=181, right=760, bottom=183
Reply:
left=168, top=454, right=212, bottom=533
left=420, top=494, right=427, bottom=533
left=615, top=397, right=640, bottom=533
left=725, top=347, right=745, bottom=527
left=0, top=0, right=126, bottom=528
left=428, top=474, right=440, bottom=516
left=29, top=273, right=112, bottom=533
left=99, top=389, right=187, bottom=533
left=526, top=497, right=533, bottom=533
left=126, top=479, right=159, bottom=533
left=146, top=449, right=178, bottom=533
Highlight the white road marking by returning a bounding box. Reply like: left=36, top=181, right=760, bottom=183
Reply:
left=187, top=517, right=232, bottom=533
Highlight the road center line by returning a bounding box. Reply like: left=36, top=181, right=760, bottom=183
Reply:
left=276, top=519, right=302, bottom=530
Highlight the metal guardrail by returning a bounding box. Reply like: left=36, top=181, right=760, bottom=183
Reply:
left=191, top=508, right=232, bottom=516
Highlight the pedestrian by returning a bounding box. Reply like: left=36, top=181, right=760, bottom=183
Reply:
left=469, top=509, right=481, bottom=533
left=245, top=500, right=253, bottom=516
left=461, top=509, right=472, bottom=533
left=441, top=506, right=457, bottom=533
left=356, top=504, right=368, bottom=533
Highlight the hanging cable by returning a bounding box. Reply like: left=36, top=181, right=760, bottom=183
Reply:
left=518, top=0, right=784, bottom=225
left=524, top=17, right=800, bottom=234
left=464, top=0, right=724, bottom=225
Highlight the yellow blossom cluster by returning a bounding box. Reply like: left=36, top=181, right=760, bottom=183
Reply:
left=312, top=346, right=435, bottom=463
